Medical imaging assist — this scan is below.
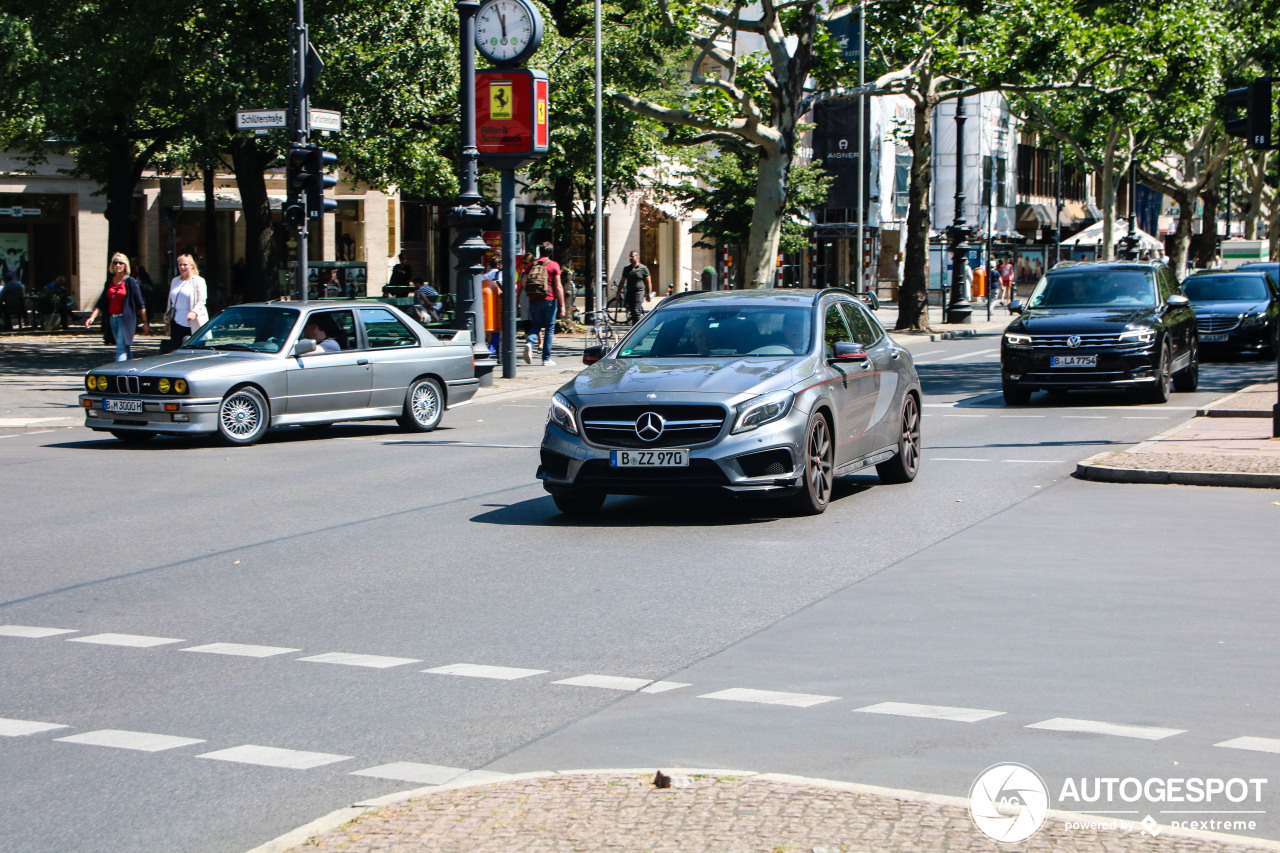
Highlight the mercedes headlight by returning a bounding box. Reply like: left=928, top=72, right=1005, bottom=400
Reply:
left=547, top=392, right=578, bottom=435
left=1119, top=327, right=1156, bottom=344
left=731, top=390, right=795, bottom=434
left=1003, top=332, right=1032, bottom=347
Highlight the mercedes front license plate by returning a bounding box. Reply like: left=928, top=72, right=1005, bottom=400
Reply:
left=1050, top=355, right=1096, bottom=368
left=102, top=398, right=143, bottom=414
left=1201, top=334, right=1228, bottom=342
left=610, top=449, right=689, bottom=468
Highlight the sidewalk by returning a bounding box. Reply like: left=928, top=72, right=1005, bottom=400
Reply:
left=253, top=767, right=1278, bottom=853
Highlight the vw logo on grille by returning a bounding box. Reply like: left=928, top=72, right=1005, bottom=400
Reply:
left=634, top=411, right=666, bottom=442
left=1066, top=335, right=1082, bottom=348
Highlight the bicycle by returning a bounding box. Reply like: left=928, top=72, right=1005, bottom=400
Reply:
left=588, top=307, right=618, bottom=352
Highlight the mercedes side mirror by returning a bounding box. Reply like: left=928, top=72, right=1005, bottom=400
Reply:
left=583, top=345, right=609, bottom=365
left=830, top=341, right=869, bottom=363
left=1008, top=300, right=1023, bottom=314
left=1166, top=294, right=1190, bottom=307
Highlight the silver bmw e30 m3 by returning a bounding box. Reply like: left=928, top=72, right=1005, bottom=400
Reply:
left=80, top=301, right=479, bottom=446
left=538, top=288, right=923, bottom=516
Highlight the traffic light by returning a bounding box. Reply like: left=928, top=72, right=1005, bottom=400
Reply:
left=1223, top=76, right=1273, bottom=150
left=283, top=144, right=310, bottom=227
left=305, top=146, right=338, bottom=219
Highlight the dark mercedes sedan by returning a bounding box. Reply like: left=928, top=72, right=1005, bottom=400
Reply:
left=1184, top=269, right=1279, bottom=357
left=1000, top=261, right=1198, bottom=404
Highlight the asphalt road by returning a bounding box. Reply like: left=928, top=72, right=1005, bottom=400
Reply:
left=1, top=333, right=1277, bottom=852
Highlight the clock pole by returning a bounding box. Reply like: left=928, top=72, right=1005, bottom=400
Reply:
left=452, top=0, right=496, bottom=377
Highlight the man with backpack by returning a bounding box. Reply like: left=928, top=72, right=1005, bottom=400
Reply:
left=517, top=242, right=564, bottom=366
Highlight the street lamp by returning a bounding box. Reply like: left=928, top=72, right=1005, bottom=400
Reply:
left=1116, top=159, right=1140, bottom=261
left=946, top=82, right=973, bottom=324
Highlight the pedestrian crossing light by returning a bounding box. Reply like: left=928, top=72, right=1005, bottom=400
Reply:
left=305, top=146, right=339, bottom=220
left=1223, top=76, right=1273, bottom=151
left=283, top=144, right=310, bottom=227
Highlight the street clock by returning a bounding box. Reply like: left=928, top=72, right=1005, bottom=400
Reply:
left=475, top=0, right=544, bottom=66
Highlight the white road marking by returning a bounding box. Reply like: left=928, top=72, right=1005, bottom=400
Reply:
left=197, top=745, right=352, bottom=769
left=1123, top=416, right=1169, bottom=420
left=911, top=350, right=945, bottom=358
left=350, top=762, right=469, bottom=784
left=56, top=730, right=205, bottom=752
left=0, top=625, right=78, bottom=638
left=854, top=701, right=1005, bottom=723
left=930, top=457, right=991, bottom=462
left=0, top=718, right=69, bottom=737
left=67, top=633, right=183, bottom=648
left=423, top=663, right=549, bottom=680
left=937, top=349, right=999, bottom=361
left=942, top=414, right=988, bottom=418
left=552, top=674, right=691, bottom=693
left=1064, top=415, right=1107, bottom=419
left=183, top=642, right=302, bottom=658
left=1026, top=717, right=1185, bottom=740
left=999, top=415, right=1047, bottom=418
left=1215, top=736, right=1280, bottom=754
left=698, top=688, right=839, bottom=708
left=0, top=418, right=76, bottom=426
left=298, top=652, right=421, bottom=668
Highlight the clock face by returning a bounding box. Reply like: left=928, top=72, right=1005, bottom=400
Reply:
left=475, top=0, right=542, bottom=65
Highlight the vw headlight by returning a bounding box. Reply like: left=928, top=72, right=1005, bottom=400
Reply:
left=731, top=390, right=795, bottom=434
left=547, top=392, right=578, bottom=435
left=1003, top=332, right=1032, bottom=347
left=1119, top=327, right=1156, bottom=344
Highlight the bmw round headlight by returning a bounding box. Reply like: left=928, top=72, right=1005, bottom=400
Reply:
left=84, top=376, right=95, bottom=392
left=731, top=390, right=795, bottom=434
left=174, top=379, right=187, bottom=394
left=548, top=392, right=578, bottom=435
left=93, top=375, right=108, bottom=391
left=158, top=378, right=171, bottom=394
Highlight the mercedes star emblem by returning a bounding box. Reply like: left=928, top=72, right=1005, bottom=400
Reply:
left=634, top=411, right=665, bottom=442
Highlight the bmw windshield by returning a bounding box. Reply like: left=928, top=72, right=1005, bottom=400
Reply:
left=616, top=305, right=812, bottom=358
left=1026, top=270, right=1157, bottom=309
left=183, top=306, right=301, bottom=353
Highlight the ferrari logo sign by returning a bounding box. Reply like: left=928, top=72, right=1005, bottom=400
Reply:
left=490, top=83, right=514, bottom=120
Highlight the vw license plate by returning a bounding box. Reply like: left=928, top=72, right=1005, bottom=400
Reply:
left=1050, top=355, right=1096, bottom=368
left=610, top=449, right=689, bottom=468
left=102, top=398, right=143, bottom=414
left=1201, top=334, right=1228, bottom=342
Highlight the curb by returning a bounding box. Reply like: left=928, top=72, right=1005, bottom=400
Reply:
left=243, top=767, right=1280, bottom=853
left=1075, top=459, right=1280, bottom=489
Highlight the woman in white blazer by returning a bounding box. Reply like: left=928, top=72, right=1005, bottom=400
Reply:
left=165, top=253, right=209, bottom=349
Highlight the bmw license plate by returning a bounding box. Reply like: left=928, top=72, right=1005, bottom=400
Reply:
left=1049, top=355, right=1096, bottom=368
left=102, top=398, right=143, bottom=414
left=1201, top=334, right=1228, bottom=342
left=610, top=449, right=689, bottom=467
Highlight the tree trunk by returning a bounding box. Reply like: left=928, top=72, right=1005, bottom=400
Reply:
left=1241, top=152, right=1268, bottom=240
left=1168, top=188, right=1196, bottom=281
left=230, top=137, right=279, bottom=302
left=103, top=131, right=142, bottom=266
left=896, top=97, right=934, bottom=332
left=743, top=144, right=789, bottom=288
left=203, top=166, right=220, bottom=312
left=1199, top=171, right=1220, bottom=267
left=1098, top=138, right=1118, bottom=262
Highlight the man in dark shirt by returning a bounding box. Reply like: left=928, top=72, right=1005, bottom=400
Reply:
left=620, top=251, right=651, bottom=324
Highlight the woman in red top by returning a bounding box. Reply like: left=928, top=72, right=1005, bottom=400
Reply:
left=85, top=253, right=150, bottom=361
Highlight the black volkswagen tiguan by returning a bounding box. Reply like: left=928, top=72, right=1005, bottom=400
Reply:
left=1000, top=261, right=1198, bottom=405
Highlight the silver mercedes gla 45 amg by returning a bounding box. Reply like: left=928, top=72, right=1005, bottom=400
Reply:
left=537, top=289, right=923, bottom=515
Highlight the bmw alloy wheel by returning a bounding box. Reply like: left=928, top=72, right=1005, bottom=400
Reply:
left=217, top=386, right=269, bottom=446
left=398, top=377, right=444, bottom=431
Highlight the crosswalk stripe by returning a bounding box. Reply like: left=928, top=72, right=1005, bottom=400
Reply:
left=698, top=688, right=839, bottom=708
left=0, top=625, right=78, bottom=638
left=1026, top=717, right=1184, bottom=740
left=1215, top=736, right=1280, bottom=754
left=297, top=652, right=421, bottom=668
left=350, top=762, right=469, bottom=784
left=0, top=718, right=69, bottom=737
left=423, top=663, right=548, bottom=680
left=552, top=674, right=690, bottom=693
left=197, top=745, right=352, bottom=769
left=67, top=633, right=184, bottom=648
left=183, top=643, right=302, bottom=658
left=854, top=701, right=1004, bottom=723
left=55, top=730, right=205, bottom=752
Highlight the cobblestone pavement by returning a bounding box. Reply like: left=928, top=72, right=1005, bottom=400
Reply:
left=266, top=771, right=1278, bottom=853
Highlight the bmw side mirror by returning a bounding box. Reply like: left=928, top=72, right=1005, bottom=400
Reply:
left=583, top=344, right=609, bottom=365
left=1008, top=300, right=1023, bottom=314
left=1166, top=294, right=1190, bottom=307
left=831, top=341, right=869, bottom=363
left=293, top=339, right=316, bottom=356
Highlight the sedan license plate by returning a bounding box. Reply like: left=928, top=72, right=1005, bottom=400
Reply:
left=1049, top=355, right=1097, bottom=368
left=610, top=449, right=689, bottom=468
left=102, top=398, right=143, bottom=414
left=1201, top=334, right=1228, bottom=343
